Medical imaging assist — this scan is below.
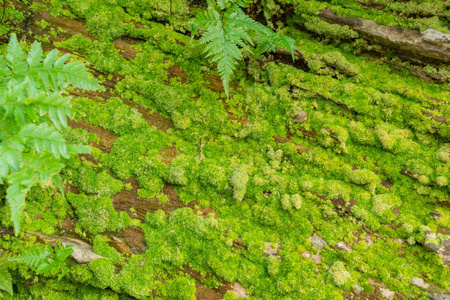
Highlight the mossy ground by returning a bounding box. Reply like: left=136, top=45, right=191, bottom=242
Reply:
left=0, top=0, right=449, bottom=299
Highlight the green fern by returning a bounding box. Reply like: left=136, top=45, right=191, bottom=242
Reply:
left=0, top=34, right=101, bottom=235
left=190, top=0, right=295, bottom=96
left=14, top=245, right=73, bottom=280
left=0, top=254, right=13, bottom=298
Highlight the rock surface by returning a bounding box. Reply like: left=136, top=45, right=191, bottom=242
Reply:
left=336, top=241, right=353, bottom=251
left=308, top=233, right=327, bottom=252
left=318, top=8, right=450, bottom=63
left=26, top=232, right=104, bottom=264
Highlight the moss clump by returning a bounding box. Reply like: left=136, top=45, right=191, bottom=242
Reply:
left=437, top=144, right=450, bottom=163
left=267, top=256, right=281, bottom=276
left=229, top=168, right=249, bottom=201
left=303, top=16, right=359, bottom=41
left=372, top=194, right=401, bottom=221
left=329, top=261, right=352, bottom=289
left=321, top=51, right=360, bottom=75
left=67, top=194, right=131, bottom=234
left=346, top=169, right=380, bottom=194
left=88, top=258, right=116, bottom=289
left=93, top=235, right=125, bottom=264
left=281, top=194, right=292, bottom=210
left=200, top=163, right=228, bottom=191
left=166, top=155, right=191, bottom=186
left=291, top=194, right=303, bottom=210
left=436, top=176, right=448, bottom=187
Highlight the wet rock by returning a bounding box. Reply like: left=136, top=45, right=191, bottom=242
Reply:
left=365, top=234, right=374, bottom=246
left=308, top=233, right=327, bottom=252
left=336, top=241, right=353, bottom=251
left=264, top=242, right=281, bottom=260
left=26, top=232, right=104, bottom=264
left=425, top=242, right=440, bottom=253
left=353, top=284, right=363, bottom=295
left=301, top=251, right=311, bottom=258
left=429, top=294, right=450, bottom=300
left=232, top=282, right=249, bottom=298
left=318, top=8, right=450, bottom=64
left=438, top=239, right=450, bottom=265
left=380, top=287, right=396, bottom=300
left=110, top=236, right=134, bottom=256
left=294, top=110, right=308, bottom=123
left=431, top=211, right=443, bottom=220
left=391, top=238, right=405, bottom=244
left=410, top=277, right=430, bottom=290
left=312, top=254, right=322, bottom=264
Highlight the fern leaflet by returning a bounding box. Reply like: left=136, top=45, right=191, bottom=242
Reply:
left=190, top=0, right=295, bottom=96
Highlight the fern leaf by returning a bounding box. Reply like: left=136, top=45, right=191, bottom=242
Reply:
left=0, top=156, right=8, bottom=183
left=52, top=174, right=65, bottom=198
left=54, top=245, right=73, bottom=262
left=24, top=152, right=64, bottom=182
left=54, top=53, right=70, bottom=69
left=14, top=247, right=51, bottom=268
left=43, top=49, right=59, bottom=70
left=19, top=123, right=69, bottom=158
left=27, top=41, right=44, bottom=69
left=1, top=147, right=23, bottom=171
left=6, top=34, right=27, bottom=73
left=0, top=267, right=13, bottom=297
left=6, top=170, right=35, bottom=235
left=190, top=8, right=220, bottom=37
left=0, top=58, right=12, bottom=80
left=228, top=7, right=263, bottom=33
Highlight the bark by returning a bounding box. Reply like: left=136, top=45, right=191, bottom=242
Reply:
left=318, top=8, right=450, bottom=64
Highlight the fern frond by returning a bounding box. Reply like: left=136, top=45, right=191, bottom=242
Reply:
left=24, top=93, right=73, bottom=129
left=5, top=34, right=26, bottom=73
left=24, top=152, right=65, bottom=182
left=7, top=170, right=35, bottom=235
left=0, top=266, right=13, bottom=297
left=190, top=7, right=220, bottom=37
left=14, top=247, right=51, bottom=268
left=27, top=41, right=44, bottom=68
left=0, top=34, right=99, bottom=236
left=228, top=7, right=263, bottom=33
left=0, top=147, right=23, bottom=171
left=19, top=123, right=69, bottom=158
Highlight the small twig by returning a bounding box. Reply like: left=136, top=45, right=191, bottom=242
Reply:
left=199, top=141, right=203, bottom=161
left=2, top=0, right=24, bottom=35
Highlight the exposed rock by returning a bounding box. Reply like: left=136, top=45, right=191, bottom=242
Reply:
left=312, top=254, right=322, bottom=264
left=232, top=282, right=249, bottom=298
left=380, top=287, right=396, bottom=300
left=365, top=234, right=374, bottom=246
left=263, top=242, right=281, bottom=258
left=391, top=238, right=405, bottom=244
left=425, top=243, right=440, bottom=252
left=438, top=239, right=450, bottom=266
left=431, top=211, right=443, bottom=220
left=318, top=8, right=450, bottom=64
left=353, top=284, right=363, bottom=295
left=26, top=232, right=104, bottom=264
left=410, top=277, right=430, bottom=290
left=336, top=241, right=353, bottom=251
left=301, top=251, right=311, bottom=258
left=308, top=233, right=327, bottom=252
left=110, top=236, right=134, bottom=256
left=429, top=294, right=450, bottom=300
left=294, top=110, right=308, bottom=123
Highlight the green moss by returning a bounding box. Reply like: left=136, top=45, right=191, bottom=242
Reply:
left=67, top=194, right=131, bottom=234
left=88, top=258, right=116, bottom=289
left=230, top=168, right=249, bottom=201
left=93, top=235, right=125, bottom=264
left=328, top=261, right=353, bottom=289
